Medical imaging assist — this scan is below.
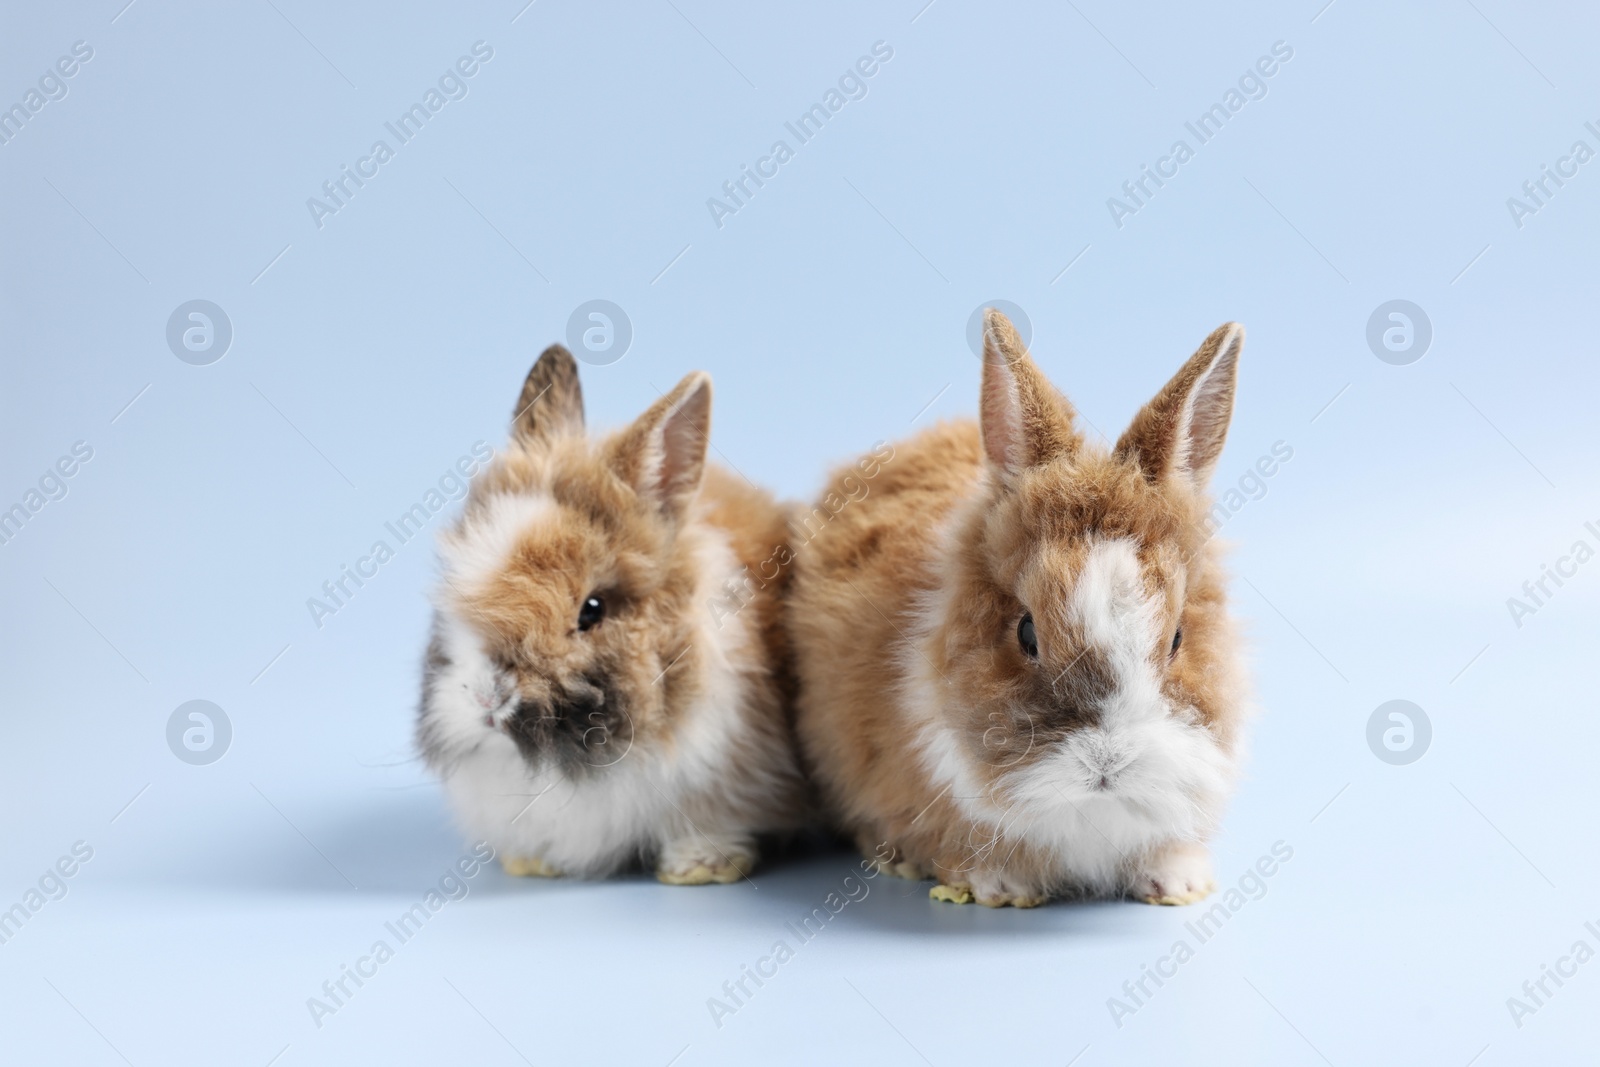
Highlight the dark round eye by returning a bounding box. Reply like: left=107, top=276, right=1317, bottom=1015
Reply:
left=1017, top=613, right=1038, bottom=658
left=578, top=595, right=605, bottom=632
left=1170, top=626, right=1183, bottom=657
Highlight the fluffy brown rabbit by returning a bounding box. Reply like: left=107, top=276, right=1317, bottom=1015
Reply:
left=417, top=345, right=807, bottom=884
left=790, top=310, right=1248, bottom=907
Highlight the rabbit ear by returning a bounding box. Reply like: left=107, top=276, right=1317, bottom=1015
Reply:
left=1116, top=323, right=1243, bottom=487
left=609, top=372, right=712, bottom=519
left=979, top=309, right=1080, bottom=476
left=511, top=344, right=585, bottom=445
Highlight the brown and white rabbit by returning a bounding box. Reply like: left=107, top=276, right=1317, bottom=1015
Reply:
left=417, top=345, right=807, bottom=884
left=790, top=310, right=1248, bottom=907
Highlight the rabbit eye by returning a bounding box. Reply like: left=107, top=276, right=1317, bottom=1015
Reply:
left=578, top=595, right=606, bottom=632
left=1170, top=626, right=1183, bottom=657
left=1017, top=613, right=1038, bottom=658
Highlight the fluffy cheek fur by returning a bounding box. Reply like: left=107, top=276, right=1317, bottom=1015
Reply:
left=442, top=492, right=680, bottom=738
left=418, top=611, right=513, bottom=769
left=419, top=608, right=657, bottom=774
left=419, top=609, right=672, bottom=877
left=915, top=535, right=1238, bottom=894
left=417, top=501, right=781, bottom=878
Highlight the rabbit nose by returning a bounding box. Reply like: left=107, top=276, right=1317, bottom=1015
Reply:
left=1090, top=765, right=1124, bottom=791
left=1078, top=737, right=1132, bottom=789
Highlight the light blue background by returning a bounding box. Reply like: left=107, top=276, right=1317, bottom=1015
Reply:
left=3, top=0, right=1597, bottom=1063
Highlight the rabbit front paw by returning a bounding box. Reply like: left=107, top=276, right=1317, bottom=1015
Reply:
left=501, top=855, right=563, bottom=878
left=931, top=872, right=1047, bottom=908
left=1129, top=842, right=1215, bottom=905
left=655, top=834, right=755, bottom=885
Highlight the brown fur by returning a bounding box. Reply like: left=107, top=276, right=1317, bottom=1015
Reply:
left=790, top=312, right=1248, bottom=903
left=451, top=365, right=791, bottom=760
left=422, top=346, right=806, bottom=878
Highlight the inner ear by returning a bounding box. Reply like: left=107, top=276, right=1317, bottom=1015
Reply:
left=979, top=309, right=1080, bottom=476
left=610, top=372, right=712, bottom=518
left=653, top=376, right=711, bottom=506
left=1115, top=323, right=1242, bottom=487
left=511, top=344, right=585, bottom=445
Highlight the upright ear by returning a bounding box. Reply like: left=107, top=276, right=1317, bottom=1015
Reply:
left=609, top=371, right=712, bottom=519
left=979, top=308, right=1080, bottom=476
left=1115, top=323, right=1243, bottom=487
left=511, top=344, right=585, bottom=445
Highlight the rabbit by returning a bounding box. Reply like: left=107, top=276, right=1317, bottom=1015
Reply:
left=789, top=309, right=1248, bottom=907
left=417, top=344, right=808, bottom=885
